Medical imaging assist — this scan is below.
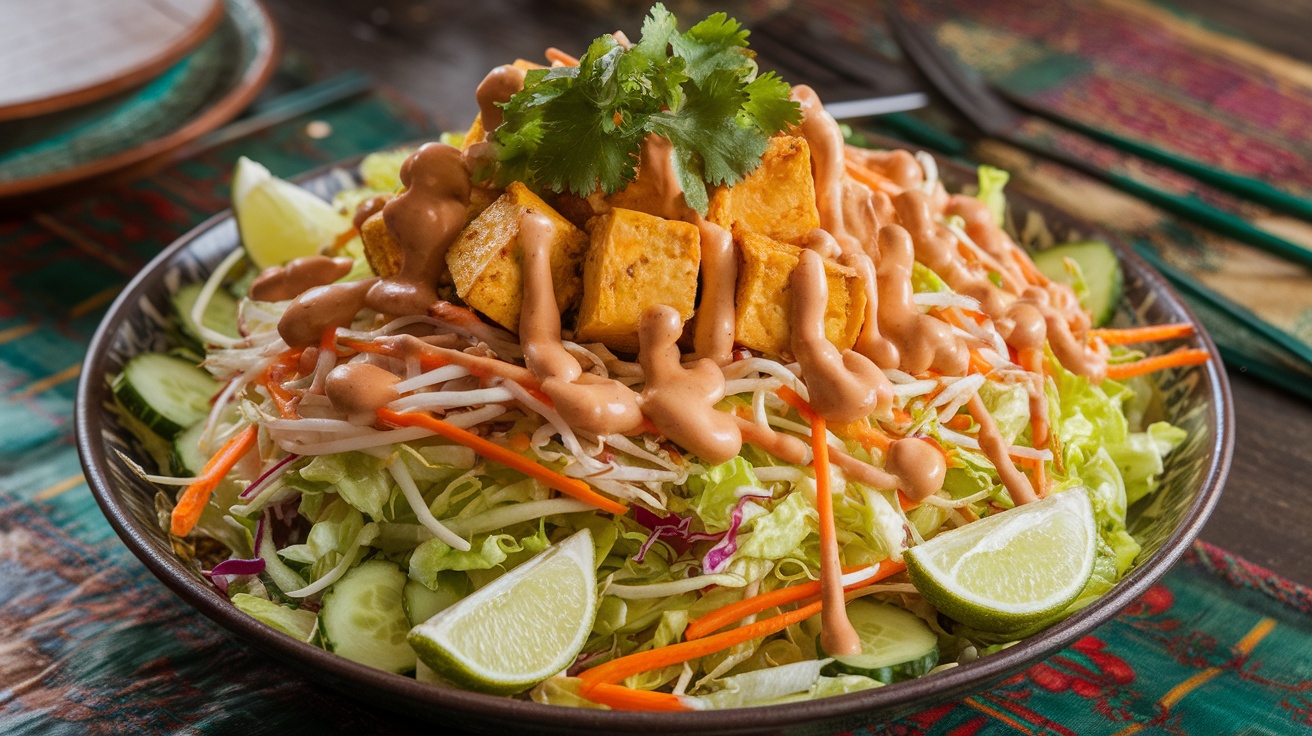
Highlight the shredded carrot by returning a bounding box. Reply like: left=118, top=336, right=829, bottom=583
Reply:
left=263, top=349, right=303, bottom=419
left=968, top=349, right=993, bottom=376
left=891, top=407, right=913, bottom=424
left=945, top=413, right=973, bottom=431
left=683, top=560, right=906, bottom=640
left=1010, top=248, right=1049, bottom=286
left=580, top=600, right=824, bottom=690
left=1105, top=348, right=1210, bottom=381
left=170, top=425, right=259, bottom=536
left=834, top=419, right=893, bottom=452
left=507, top=432, right=531, bottom=453
left=897, top=490, right=919, bottom=512
left=376, top=408, right=628, bottom=516
left=1089, top=323, right=1195, bottom=346
left=774, top=385, right=814, bottom=421
left=582, top=683, right=692, bottom=712
left=339, top=337, right=448, bottom=371
left=330, top=228, right=357, bottom=252
left=842, top=159, right=903, bottom=196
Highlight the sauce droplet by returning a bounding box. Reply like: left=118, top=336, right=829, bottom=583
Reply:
left=326, top=363, right=401, bottom=419
left=250, top=256, right=354, bottom=302
left=639, top=305, right=742, bottom=465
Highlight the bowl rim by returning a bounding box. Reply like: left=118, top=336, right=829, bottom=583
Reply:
left=75, top=155, right=1233, bottom=733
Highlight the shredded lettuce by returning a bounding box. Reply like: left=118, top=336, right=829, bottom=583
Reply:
left=231, top=593, right=317, bottom=641
left=683, top=457, right=762, bottom=533
left=976, top=164, right=1010, bottom=225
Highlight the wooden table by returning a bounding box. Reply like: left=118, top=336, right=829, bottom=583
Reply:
left=262, top=0, right=1312, bottom=584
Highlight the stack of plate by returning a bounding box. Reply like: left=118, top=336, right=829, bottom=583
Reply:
left=0, top=0, right=279, bottom=199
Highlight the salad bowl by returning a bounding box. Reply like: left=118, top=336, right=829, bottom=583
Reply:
left=76, top=151, right=1232, bottom=735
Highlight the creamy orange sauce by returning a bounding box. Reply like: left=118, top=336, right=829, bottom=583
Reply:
left=325, top=363, right=401, bottom=418
left=874, top=224, right=968, bottom=375
left=791, top=85, right=860, bottom=255
left=352, top=194, right=391, bottom=231
left=791, top=249, right=891, bottom=423
left=968, top=394, right=1037, bottom=505
left=518, top=211, right=645, bottom=437
left=375, top=143, right=472, bottom=312
left=475, top=65, right=527, bottom=131
left=251, top=256, right=354, bottom=303
left=885, top=438, right=947, bottom=503
left=638, top=305, right=742, bottom=465
left=844, top=252, right=898, bottom=370
left=277, top=277, right=378, bottom=348
left=690, top=216, right=737, bottom=366
left=734, top=416, right=809, bottom=464
left=637, top=134, right=687, bottom=221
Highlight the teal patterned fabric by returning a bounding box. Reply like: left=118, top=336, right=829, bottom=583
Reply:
left=2, top=92, right=1311, bottom=736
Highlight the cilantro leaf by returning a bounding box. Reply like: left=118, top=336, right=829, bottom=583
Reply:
left=742, top=71, right=802, bottom=134
left=671, top=13, right=752, bottom=84
left=490, top=4, right=798, bottom=213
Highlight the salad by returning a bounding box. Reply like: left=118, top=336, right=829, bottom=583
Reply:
left=111, top=6, right=1210, bottom=711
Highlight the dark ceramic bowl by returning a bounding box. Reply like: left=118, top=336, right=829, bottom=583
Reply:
left=76, top=156, right=1232, bottom=735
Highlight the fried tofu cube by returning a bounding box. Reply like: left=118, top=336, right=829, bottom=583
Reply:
left=446, top=182, right=588, bottom=332
left=574, top=208, right=701, bottom=352
left=709, top=135, right=821, bottom=245
left=359, top=212, right=401, bottom=278
left=733, top=228, right=865, bottom=357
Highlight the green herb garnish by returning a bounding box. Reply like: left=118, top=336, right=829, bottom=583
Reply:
left=490, top=4, right=802, bottom=215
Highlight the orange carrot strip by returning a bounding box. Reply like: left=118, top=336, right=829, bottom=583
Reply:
left=968, top=349, right=993, bottom=376
left=897, top=490, right=919, bottom=512
left=774, top=385, right=815, bottom=421
left=170, top=425, right=259, bottom=536
left=945, top=414, right=973, bottom=431
left=684, top=560, right=907, bottom=640
left=263, top=349, right=303, bottom=419
left=1010, top=248, right=1049, bottom=286
left=1089, top=323, right=1195, bottom=346
left=376, top=408, right=628, bottom=515
left=834, top=419, right=893, bottom=453
left=582, top=683, right=692, bottom=712
left=843, top=160, right=903, bottom=197
left=1105, top=349, right=1210, bottom=381
left=809, top=412, right=857, bottom=654
left=580, top=600, right=824, bottom=689
left=507, top=432, right=531, bottom=453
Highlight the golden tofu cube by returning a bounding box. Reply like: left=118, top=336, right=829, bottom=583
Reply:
left=733, top=228, right=865, bottom=357
left=574, top=208, right=701, bottom=352
left=709, top=135, right=821, bottom=245
left=461, top=114, right=487, bottom=150
left=446, top=182, right=588, bottom=332
left=359, top=212, right=401, bottom=278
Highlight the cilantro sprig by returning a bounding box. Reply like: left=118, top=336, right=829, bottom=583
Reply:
left=490, top=4, right=802, bottom=215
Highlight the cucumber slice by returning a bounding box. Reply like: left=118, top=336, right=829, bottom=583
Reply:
left=112, top=353, right=219, bottom=439
left=819, top=600, right=939, bottom=683
left=171, top=421, right=209, bottom=476
left=404, top=573, right=470, bottom=627
left=320, top=559, right=416, bottom=673
left=1031, top=240, right=1123, bottom=327
left=173, top=282, right=241, bottom=346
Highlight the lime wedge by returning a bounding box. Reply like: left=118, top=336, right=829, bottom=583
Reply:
left=232, top=156, right=349, bottom=270
left=905, top=488, right=1096, bottom=633
left=408, top=529, right=596, bottom=694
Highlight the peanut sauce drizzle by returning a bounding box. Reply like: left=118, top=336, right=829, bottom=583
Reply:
left=325, top=363, right=400, bottom=420
left=790, top=85, right=861, bottom=256
left=475, top=64, right=527, bottom=131
left=250, top=256, right=354, bottom=302
left=790, top=249, right=891, bottom=423
left=638, top=305, right=743, bottom=465
left=518, top=211, right=645, bottom=437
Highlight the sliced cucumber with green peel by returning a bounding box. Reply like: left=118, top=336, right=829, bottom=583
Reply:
left=404, top=573, right=470, bottom=627
left=171, top=421, right=210, bottom=476
left=173, top=282, right=242, bottom=346
left=1031, top=240, right=1123, bottom=327
left=112, top=353, right=219, bottom=439
left=320, top=559, right=416, bottom=673
left=819, top=600, right=939, bottom=683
